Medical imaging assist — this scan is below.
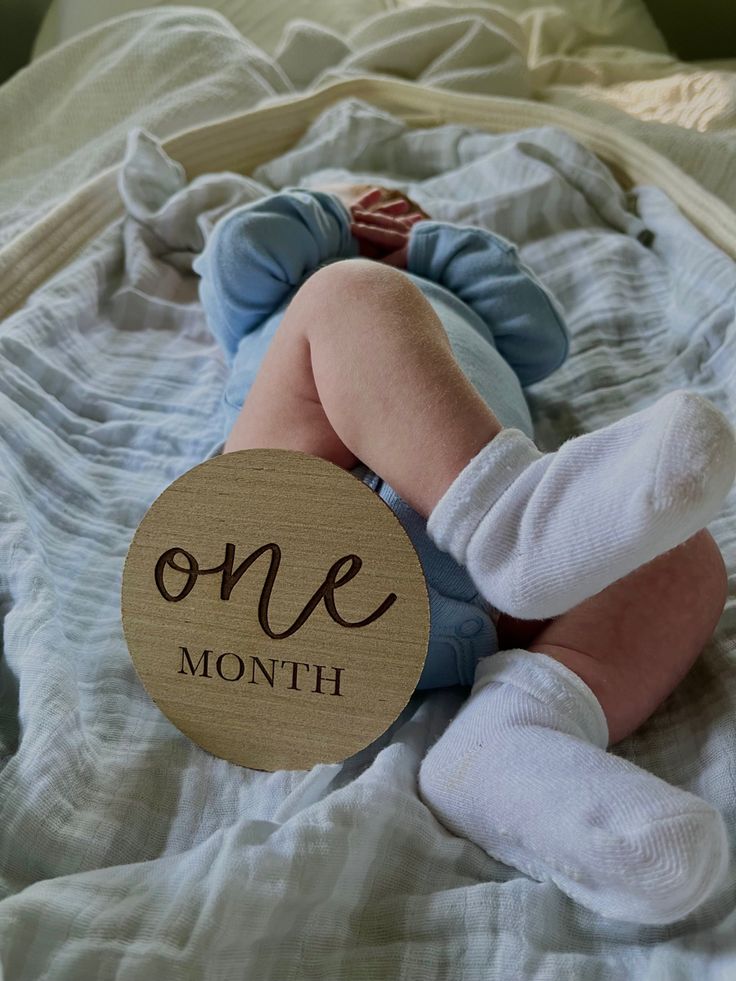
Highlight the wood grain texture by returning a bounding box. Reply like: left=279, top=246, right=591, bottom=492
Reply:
left=121, top=449, right=429, bottom=772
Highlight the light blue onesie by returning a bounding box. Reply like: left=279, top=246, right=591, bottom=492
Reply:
left=192, top=187, right=570, bottom=690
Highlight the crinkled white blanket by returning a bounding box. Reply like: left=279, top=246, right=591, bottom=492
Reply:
left=1, top=6, right=735, bottom=979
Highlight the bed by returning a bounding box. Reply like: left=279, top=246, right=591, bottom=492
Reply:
left=0, top=2, right=735, bottom=977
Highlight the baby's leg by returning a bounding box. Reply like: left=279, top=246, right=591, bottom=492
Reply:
left=223, top=257, right=503, bottom=516
left=503, top=525, right=728, bottom=745
left=419, top=528, right=730, bottom=923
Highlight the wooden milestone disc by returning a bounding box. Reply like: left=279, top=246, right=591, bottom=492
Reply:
left=120, top=449, right=430, bottom=772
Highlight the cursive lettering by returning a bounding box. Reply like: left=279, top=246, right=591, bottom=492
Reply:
left=155, top=542, right=396, bottom=638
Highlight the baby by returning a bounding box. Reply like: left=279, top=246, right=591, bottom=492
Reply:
left=192, top=181, right=736, bottom=925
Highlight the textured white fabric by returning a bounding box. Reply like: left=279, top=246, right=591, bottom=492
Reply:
left=1, top=6, right=736, bottom=979
left=27, top=1, right=736, bottom=217
left=418, top=648, right=730, bottom=923
left=426, top=391, right=736, bottom=618
left=4, top=6, right=735, bottom=316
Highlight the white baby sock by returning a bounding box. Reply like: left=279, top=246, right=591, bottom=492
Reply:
left=417, top=648, right=730, bottom=924
left=426, top=389, right=736, bottom=619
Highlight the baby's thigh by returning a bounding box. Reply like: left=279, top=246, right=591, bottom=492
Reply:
left=529, top=528, right=728, bottom=742
left=539, top=529, right=726, bottom=665
left=222, top=287, right=359, bottom=470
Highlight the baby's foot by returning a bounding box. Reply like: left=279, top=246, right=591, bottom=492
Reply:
left=417, top=649, right=730, bottom=924
left=426, top=389, right=736, bottom=618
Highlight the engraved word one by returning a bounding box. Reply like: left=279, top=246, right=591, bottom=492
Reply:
left=154, top=540, right=398, bottom=638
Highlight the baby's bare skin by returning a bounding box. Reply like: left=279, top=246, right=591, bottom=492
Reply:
left=314, top=181, right=430, bottom=218
left=222, top=186, right=729, bottom=746
left=311, top=183, right=430, bottom=266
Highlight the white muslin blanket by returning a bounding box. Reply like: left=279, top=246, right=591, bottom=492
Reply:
left=0, top=7, right=735, bottom=979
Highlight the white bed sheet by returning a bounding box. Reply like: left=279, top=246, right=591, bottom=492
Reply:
left=31, top=0, right=670, bottom=63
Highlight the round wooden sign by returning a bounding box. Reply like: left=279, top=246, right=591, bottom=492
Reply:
left=121, top=449, right=430, bottom=772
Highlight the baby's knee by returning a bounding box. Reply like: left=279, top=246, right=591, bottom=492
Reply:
left=306, top=257, right=418, bottom=306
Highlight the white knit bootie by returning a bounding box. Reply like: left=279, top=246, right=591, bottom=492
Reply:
left=426, top=390, right=736, bottom=618
left=418, top=648, right=730, bottom=924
